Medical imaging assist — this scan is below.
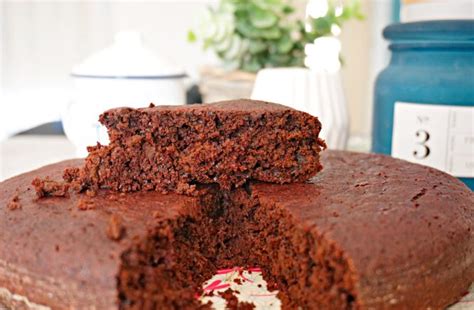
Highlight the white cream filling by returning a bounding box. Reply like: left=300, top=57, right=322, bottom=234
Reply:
left=199, top=267, right=281, bottom=309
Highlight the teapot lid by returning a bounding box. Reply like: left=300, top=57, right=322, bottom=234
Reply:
left=72, top=31, right=185, bottom=79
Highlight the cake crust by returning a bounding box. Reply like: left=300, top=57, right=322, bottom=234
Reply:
left=0, top=151, right=473, bottom=309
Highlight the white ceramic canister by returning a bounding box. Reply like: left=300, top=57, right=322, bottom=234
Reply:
left=63, top=31, right=186, bottom=156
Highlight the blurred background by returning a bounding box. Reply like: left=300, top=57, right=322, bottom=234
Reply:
left=1, top=0, right=472, bottom=187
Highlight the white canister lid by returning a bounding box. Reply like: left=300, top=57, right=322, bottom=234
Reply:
left=72, top=31, right=185, bottom=79
left=401, top=0, right=474, bottom=22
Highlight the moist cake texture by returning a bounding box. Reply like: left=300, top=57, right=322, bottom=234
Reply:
left=66, top=99, right=325, bottom=194
left=1, top=151, right=473, bottom=309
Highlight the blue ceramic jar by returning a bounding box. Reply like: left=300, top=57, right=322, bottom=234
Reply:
left=372, top=20, right=474, bottom=189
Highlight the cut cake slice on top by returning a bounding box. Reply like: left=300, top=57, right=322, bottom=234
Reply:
left=67, top=99, right=326, bottom=194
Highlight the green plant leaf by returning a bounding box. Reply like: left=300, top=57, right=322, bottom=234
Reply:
left=187, top=30, right=197, bottom=42
left=239, top=39, right=250, bottom=57
left=222, top=59, right=241, bottom=71
left=277, top=33, right=293, bottom=53
left=214, top=35, right=233, bottom=52
left=189, top=0, right=363, bottom=72
left=340, top=0, right=365, bottom=21
left=249, top=6, right=278, bottom=29
left=259, top=27, right=281, bottom=39
left=282, top=4, right=294, bottom=15
left=253, top=0, right=284, bottom=11
left=268, top=53, right=291, bottom=66
left=242, top=57, right=262, bottom=72
left=203, top=38, right=213, bottom=50
left=248, top=40, right=267, bottom=54
left=236, top=20, right=261, bottom=38
left=200, top=19, right=218, bottom=40
left=222, top=35, right=243, bottom=60
left=213, top=18, right=233, bottom=43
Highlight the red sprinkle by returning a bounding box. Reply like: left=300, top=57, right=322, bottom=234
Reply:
left=212, top=283, right=231, bottom=290
left=217, top=268, right=236, bottom=274
left=204, top=280, right=222, bottom=291
left=248, top=267, right=262, bottom=272
left=240, top=272, right=254, bottom=283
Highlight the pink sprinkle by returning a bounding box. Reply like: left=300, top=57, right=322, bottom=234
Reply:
left=194, top=293, right=201, bottom=299
left=204, top=280, right=231, bottom=292
left=236, top=268, right=254, bottom=283
left=240, top=273, right=254, bottom=283
left=212, top=283, right=231, bottom=290
left=248, top=267, right=262, bottom=272
left=217, top=268, right=236, bottom=274
left=204, top=280, right=222, bottom=291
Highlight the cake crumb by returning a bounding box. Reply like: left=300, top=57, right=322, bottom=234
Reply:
left=266, top=281, right=279, bottom=292
left=107, top=214, right=125, bottom=241
left=63, top=167, right=91, bottom=193
left=63, top=167, right=80, bottom=183
left=31, top=177, right=69, bottom=199
left=411, top=188, right=427, bottom=202
left=218, top=288, right=255, bottom=310
left=7, top=194, right=21, bottom=210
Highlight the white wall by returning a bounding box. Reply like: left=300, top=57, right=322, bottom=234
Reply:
left=1, top=0, right=217, bottom=93
left=340, top=0, right=391, bottom=140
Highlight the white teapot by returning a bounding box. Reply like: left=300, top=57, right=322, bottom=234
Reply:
left=63, top=31, right=186, bottom=157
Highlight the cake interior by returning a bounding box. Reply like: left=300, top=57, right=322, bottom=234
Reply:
left=117, top=188, right=356, bottom=309
left=76, top=108, right=324, bottom=194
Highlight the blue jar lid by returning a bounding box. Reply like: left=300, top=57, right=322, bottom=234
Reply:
left=384, top=20, right=474, bottom=50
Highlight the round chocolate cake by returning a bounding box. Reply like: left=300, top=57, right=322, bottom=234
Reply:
left=0, top=151, right=473, bottom=309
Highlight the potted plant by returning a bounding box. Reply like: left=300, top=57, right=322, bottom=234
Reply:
left=188, top=0, right=363, bottom=102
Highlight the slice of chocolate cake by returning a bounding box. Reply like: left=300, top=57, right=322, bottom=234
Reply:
left=67, top=99, right=325, bottom=194
left=1, top=151, right=473, bottom=309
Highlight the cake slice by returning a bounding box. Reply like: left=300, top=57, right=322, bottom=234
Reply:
left=68, top=99, right=326, bottom=194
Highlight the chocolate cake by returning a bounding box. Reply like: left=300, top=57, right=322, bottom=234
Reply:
left=1, top=151, right=473, bottom=309
left=67, top=99, right=325, bottom=194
